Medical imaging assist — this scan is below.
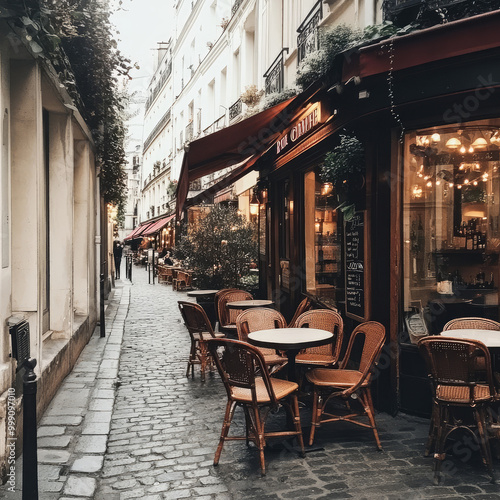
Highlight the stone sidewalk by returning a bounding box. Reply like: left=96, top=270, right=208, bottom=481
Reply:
left=2, top=263, right=500, bottom=499
left=0, top=277, right=130, bottom=500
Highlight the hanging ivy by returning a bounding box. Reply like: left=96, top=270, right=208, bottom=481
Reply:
left=1, top=0, right=132, bottom=210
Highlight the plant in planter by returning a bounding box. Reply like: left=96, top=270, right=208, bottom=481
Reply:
left=321, top=135, right=365, bottom=220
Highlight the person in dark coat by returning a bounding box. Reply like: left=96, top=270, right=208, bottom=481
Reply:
left=113, top=241, right=123, bottom=279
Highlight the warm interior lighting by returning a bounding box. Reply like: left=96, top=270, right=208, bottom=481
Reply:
left=472, top=137, right=488, bottom=149
left=431, top=133, right=441, bottom=143
left=321, top=182, right=333, bottom=196
left=446, top=137, right=461, bottom=149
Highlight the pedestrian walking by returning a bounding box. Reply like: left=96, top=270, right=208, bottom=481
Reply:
left=113, top=240, right=123, bottom=279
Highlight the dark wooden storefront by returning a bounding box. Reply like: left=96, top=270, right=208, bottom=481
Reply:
left=256, top=11, right=500, bottom=416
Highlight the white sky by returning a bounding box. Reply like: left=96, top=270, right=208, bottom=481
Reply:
left=110, top=0, right=175, bottom=149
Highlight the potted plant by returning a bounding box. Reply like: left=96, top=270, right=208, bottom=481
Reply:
left=321, top=134, right=365, bottom=220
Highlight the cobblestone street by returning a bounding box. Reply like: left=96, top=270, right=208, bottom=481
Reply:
left=96, top=266, right=499, bottom=499
left=2, top=264, right=500, bottom=499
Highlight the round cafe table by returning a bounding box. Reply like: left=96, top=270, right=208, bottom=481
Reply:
left=186, top=289, right=219, bottom=299
left=439, top=329, right=500, bottom=347
left=226, top=299, right=275, bottom=310
left=186, top=290, right=219, bottom=328
left=248, top=328, right=333, bottom=382
left=440, top=328, right=500, bottom=374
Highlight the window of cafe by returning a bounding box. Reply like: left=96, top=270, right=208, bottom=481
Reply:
left=403, top=119, right=500, bottom=336
left=304, top=168, right=343, bottom=309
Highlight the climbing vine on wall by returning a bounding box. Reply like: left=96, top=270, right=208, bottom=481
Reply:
left=1, top=0, right=133, bottom=211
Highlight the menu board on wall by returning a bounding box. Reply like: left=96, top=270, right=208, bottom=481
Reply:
left=344, top=211, right=370, bottom=322
left=259, top=205, right=266, bottom=256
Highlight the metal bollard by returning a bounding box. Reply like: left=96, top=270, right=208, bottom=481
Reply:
left=129, top=257, right=133, bottom=283
left=22, top=359, right=38, bottom=500
left=100, top=271, right=105, bottom=338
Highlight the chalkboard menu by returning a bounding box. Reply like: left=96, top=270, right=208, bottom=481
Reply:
left=344, top=211, right=370, bottom=321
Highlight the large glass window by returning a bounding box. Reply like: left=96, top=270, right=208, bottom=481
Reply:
left=403, top=119, right=500, bottom=336
left=305, top=169, right=343, bottom=309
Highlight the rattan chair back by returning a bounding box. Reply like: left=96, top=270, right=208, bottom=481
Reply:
left=340, top=321, right=386, bottom=387
left=236, top=308, right=286, bottom=341
left=217, top=290, right=253, bottom=328
left=178, top=301, right=216, bottom=338
left=288, top=297, right=313, bottom=327
left=208, top=338, right=277, bottom=405
left=442, top=317, right=500, bottom=332
left=295, top=309, right=343, bottom=361
left=418, top=337, right=496, bottom=400
left=214, top=288, right=241, bottom=325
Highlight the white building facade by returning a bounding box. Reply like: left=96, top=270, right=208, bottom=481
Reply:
left=140, top=0, right=384, bottom=226
left=0, top=23, right=100, bottom=476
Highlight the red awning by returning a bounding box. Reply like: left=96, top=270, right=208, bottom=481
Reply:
left=142, top=214, right=175, bottom=236
left=175, top=88, right=319, bottom=216
left=124, top=221, right=156, bottom=241
left=342, top=10, right=500, bottom=82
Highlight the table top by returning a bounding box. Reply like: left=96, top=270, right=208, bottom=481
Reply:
left=186, top=289, right=219, bottom=297
left=440, top=329, right=500, bottom=348
left=248, top=328, right=333, bottom=351
left=227, top=299, right=274, bottom=309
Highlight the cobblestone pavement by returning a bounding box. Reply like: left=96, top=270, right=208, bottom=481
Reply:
left=2, top=263, right=500, bottom=499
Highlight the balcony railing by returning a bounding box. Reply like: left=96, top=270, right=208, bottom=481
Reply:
left=264, top=48, right=289, bottom=95
left=203, top=114, right=226, bottom=136
left=145, top=59, right=172, bottom=111
left=297, top=0, right=323, bottom=64
left=143, top=108, right=171, bottom=152
left=229, top=99, right=242, bottom=121
left=384, top=0, right=469, bottom=22
left=231, top=0, right=243, bottom=16
left=185, top=121, right=193, bottom=142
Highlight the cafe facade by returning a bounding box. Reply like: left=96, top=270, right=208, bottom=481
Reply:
left=252, top=10, right=500, bottom=416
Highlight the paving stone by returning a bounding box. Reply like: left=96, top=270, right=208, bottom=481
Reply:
left=38, top=449, right=71, bottom=464
left=81, top=421, right=111, bottom=435
left=37, top=435, right=72, bottom=448
left=74, top=434, right=108, bottom=454
left=64, top=476, right=97, bottom=497
left=71, top=455, right=104, bottom=472
left=37, top=426, right=66, bottom=437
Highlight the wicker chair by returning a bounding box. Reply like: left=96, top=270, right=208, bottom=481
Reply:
left=207, top=338, right=305, bottom=475
left=288, top=297, right=313, bottom=327
left=418, top=336, right=496, bottom=484
left=236, top=308, right=288, bottom=374
left=306, top=321, right=386, bottom=449
left=178, top=301, right=224, bottom=382
left=217, top=289, right=253, bottom=335
left=214, top=289, right=241, bottom=331
left=173, top=271, right=192, bottom=291
left=295, top=309, right=344, bottom=368
left=443, top=317, right=500, bottom=331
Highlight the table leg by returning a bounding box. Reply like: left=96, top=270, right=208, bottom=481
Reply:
left=286, top=350, right=299, bottom=382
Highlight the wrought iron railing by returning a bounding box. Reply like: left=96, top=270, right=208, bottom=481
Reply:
left=231, top=0, right=243, bottom=16
left=384, top=0, right=468, bottom=19
left=143, top=108, right=171, bottom=152
left=185, top=121, right=194, bottom=142
left=203, top=114, right=226, bottom=136
left=145, top=59, right=172, bottom=111
left=264, top=48, right=289, bottom=95
left=229, top=99, right=242, bottom=121
left=297, top=0, right=323, bottom=64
